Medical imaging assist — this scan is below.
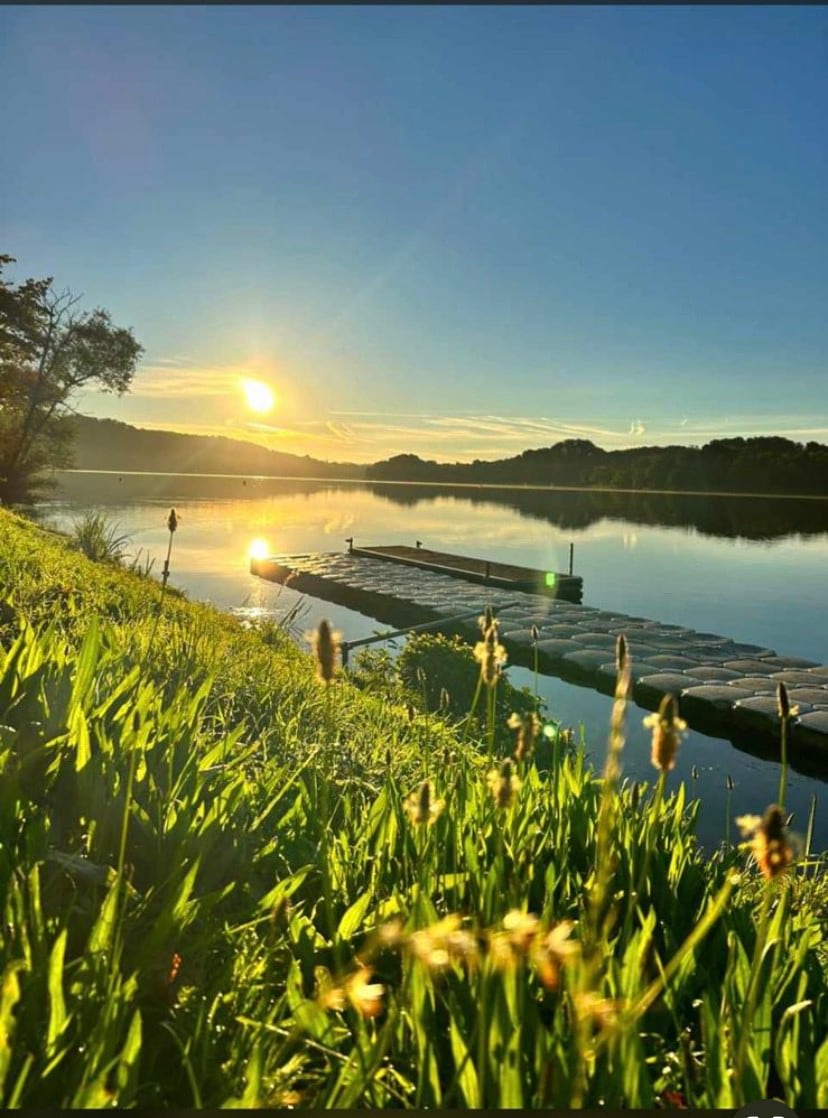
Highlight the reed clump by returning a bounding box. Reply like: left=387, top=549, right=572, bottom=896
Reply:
left=0, top=506, right=826, bottom=1109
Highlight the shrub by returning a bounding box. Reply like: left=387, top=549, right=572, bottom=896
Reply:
left=71, top=510, right=131, bottom=563
left=398, top=630, right=539, bottom=728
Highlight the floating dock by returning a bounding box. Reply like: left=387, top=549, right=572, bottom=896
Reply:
left=250, top=549, right=828, bottom=758
left=349, top=543, right=583, bottom=601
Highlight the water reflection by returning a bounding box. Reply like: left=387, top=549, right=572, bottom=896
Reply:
left=34, top=469, right=828, bottom=850
left=364, top=482, right=828, bottom=542
left=52, top=469, right=828, bottom=542
left=248, top=537, right=271, bottom=561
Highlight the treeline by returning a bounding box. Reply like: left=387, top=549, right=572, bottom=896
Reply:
left=65, top=416, right=366, bottom=480
left=366, top=437, right=828, bottom=495
left=60, top=418, right=828, bottom=498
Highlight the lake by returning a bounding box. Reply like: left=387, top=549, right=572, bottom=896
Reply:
left=38, top=470, right=828, bottom=852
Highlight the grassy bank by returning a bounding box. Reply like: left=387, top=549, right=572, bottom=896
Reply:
left=0, top=507, right=826, bottom=1108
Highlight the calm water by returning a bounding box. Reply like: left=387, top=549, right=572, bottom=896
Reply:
left=39, top=470, right=828, bottom=851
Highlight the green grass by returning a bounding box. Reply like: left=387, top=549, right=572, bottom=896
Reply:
left=0, top=506, right=826, bottom=1108
left=69, top=510, right=132, bottom=564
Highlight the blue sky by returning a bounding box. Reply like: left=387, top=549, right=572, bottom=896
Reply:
left=2, top=5, right=826, bottom=462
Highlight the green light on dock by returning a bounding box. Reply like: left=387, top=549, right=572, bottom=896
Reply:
left=545, top=572, right=557, bottom=588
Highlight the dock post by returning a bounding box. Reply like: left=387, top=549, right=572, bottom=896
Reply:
left=345, top=537, right=354, bottom=553
left=569, top=542, right=574, bottom=576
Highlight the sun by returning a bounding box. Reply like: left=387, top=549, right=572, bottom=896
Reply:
left=241, top=378, right=276, bottom=414
left=248, top=538, right=270, bottom=561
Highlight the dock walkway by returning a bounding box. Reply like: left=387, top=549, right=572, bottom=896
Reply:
left=350, top=544, right=582, bottom=600
left=251, top=551, right=828, bottom=755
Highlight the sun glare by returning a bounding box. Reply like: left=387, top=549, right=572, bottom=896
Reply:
left=248, top=538, right=270, bottom=561
left=242, top=378, right=275, bottom=414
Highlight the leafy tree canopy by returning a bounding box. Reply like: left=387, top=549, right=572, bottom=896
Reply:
left=0, top=254, right=143, bottom=504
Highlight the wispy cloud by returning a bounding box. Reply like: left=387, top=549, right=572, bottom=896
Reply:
left=331, top=410, right=633, bottom=443
left=128, top=362, right=244, bottom=399
left=144, top=354, right=197, bottom=369
left=80, top=372, right=828, bottom=465
left=325, top=421, right=358, bottom=442
left=658, top=415, right=828, bottom=441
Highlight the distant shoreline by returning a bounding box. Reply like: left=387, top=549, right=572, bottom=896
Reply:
left=56, top=468, right=828, bottom=502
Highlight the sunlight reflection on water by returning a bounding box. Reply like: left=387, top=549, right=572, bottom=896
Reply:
left=40, top=471, right=828, bottom=850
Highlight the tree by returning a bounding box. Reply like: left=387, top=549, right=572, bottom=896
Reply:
left=0, top=255, right=143, bottom=504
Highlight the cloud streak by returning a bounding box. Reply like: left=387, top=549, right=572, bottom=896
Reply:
left=127, top=363, right=244, bottom=399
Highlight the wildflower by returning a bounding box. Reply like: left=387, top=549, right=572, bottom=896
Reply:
left=734, top=813, right=762, bottom=838
left=531, top=920, right=578, bottom=990
left=643, top=693, right=687, bottom=773
left=502, top=910, right=540, bottom=954
left=317, top=972, right=346, bottom=1012
left=508, top=710, right=542, bottom=761
left=404, top=779, right=444, bottom=826
left=487, top=758, right=522, bottom=809
left=318, top=967, right=384, bottom=1018
left=345, top=967, right=384, bottom=1018
left=409, top=915, right=478, bottom=971
left=376, top=918, right=406, bottom=950
left=487, top=912, right=538, bottom=972
left=488, top=931, right=519, bottom=971
left=738, top=805, right=794, bottom=881
left=311, top=619, right=341, bottom=684
left=474, top=625, right=507, bottom=688
left=167, top=508, right=178, bottom=533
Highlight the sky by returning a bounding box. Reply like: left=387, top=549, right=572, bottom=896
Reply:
left=1, top=5, right=826, bottom=464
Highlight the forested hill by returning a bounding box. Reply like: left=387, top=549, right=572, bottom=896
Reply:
left=66, top=417, right=366, bottom=479
left=65, top=419, right=828, bottom=496
left=366, top=437, right=828, bottom=496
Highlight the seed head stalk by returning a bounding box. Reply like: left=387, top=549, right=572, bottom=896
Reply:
left=631, top=693, right=686, bottom=925
left=487, top=677, right=496, bottom=761
left=588, top=635, right=630, bottom=945
left=776, top=682, right=795, bottom=811
left=473, top=612, right=506, bottom=760
left=573, top=635, right=630, bottom=1108
left=312, top=620, right=344, bottom=971
left=732, top=804, right=794, bottom=1101
left=112, top=508, right=178, bottom=991
left=725, top=774, right=735, bottom=845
